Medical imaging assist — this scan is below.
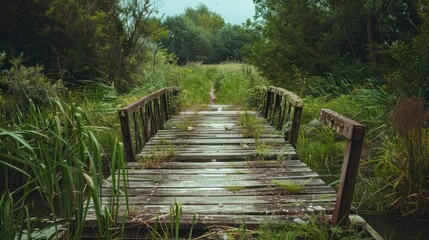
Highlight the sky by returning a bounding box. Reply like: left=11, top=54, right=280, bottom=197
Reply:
left=153, top=0, right=255, bottom=25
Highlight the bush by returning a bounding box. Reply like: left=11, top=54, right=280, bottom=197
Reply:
left=0, top=54, right=63, bottom=109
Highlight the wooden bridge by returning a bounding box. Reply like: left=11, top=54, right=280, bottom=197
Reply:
left=84, top=86, right=378, bottom=238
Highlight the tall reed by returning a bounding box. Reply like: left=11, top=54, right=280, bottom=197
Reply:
left=376, top=98, right=429, bottom=216
left=0, top=97, right=129, bottom=238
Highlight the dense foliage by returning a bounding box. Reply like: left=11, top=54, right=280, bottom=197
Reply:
left=0, top=0, right=163, bottom=92
left=245, top=0, right=429, bottom=100
left=162, top=4, right=248, bottom=64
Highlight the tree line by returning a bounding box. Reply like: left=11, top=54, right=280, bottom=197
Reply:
left=161, top=4, right=248, bottom=65
left=244, top=0, right=429, bottom=101
left=0, top=1, right=247, bottom=96
left=1, top=0, right=428, bottom=101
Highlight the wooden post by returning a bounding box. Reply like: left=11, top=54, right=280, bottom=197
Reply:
left=332, top=125, right=365, bottom=225
left=319, top=109, right=365, bottom=226
left=263, top=91, right=272, bottom=119
left=118, top=110, right=134, bottom=162
left=140, top=108, right=149, bottom=145
left=288, top=106, right=303, bottom=146
left=162, top=93, right=169, bottom=122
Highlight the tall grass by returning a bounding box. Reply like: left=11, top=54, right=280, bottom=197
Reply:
left=0, top=97, right=129, bottom=238
left=176, top=66, right=212, bottom=109
left=210, top=63, right=269, bottom=106
left=375, top=98, right=429, bottom=217
left=258, top=218, right=373, bottom=240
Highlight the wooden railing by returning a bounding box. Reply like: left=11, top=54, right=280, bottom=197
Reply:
left=320, top=109, right=366, bottom=226
left=255, top=86, right=304, bottom=146
left=118, top=87, right=180, bottom=162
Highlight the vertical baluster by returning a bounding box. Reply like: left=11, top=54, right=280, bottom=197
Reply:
left=162, top=93, right=169, bottom=122
left=140, top=107, right=149, bottom=145
left=277, top=97, right=285, bottom=130
left=275, top=95, right=282, bottom=130
left=289, top=106, right=302, bottom=146
left=118, top=109, right=134, bottom=162
left=263, top=91, right=272, bottom=119
left=133, top=111, right=141, bottom=154
left=155, top=98, right=161, bottom=131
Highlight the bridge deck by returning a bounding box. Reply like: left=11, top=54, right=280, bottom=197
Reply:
left=85, top=105, right=337, bottom=236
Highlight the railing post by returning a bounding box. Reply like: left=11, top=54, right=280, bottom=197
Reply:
left=161, top=93, right=169, bottom=122
left=118, top=110, right=135, bottom=162
left=263, top=91, right=272, bottom=119
left=288, top=106, right=302, bottom=146
left=319, top=109, right=366, bottom=226
left=332, top=125, right=365, bottom=226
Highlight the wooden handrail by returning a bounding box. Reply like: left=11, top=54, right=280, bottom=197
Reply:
left=319, top=109, right=366, bottom=226
left=255, top=86, right=303, bottom=146
left=118, top=87, right=180, bottom=162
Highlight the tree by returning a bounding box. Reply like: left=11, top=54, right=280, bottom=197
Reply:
left=162, top=16, right=214, bottom=64
left=162, top=4, right=249, bottom=64
left=184, top=3, right=225, bottom=34
left=214, top=25, right=248, bottom=62
left=392, top=0, right=429, bottom=100
left=0, top=0, right=159, bottom=92
left=244, top=0, right=423, bottom=86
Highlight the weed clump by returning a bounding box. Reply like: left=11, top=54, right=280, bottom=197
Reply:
left=136, top=139, right=176, bottom=168
left=272, top=180, right=305, bottom=193
left=238, top=112, right=265, bottom=138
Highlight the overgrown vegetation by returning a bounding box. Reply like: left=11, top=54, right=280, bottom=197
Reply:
left=1, top=0, right=429, bottom=238
left=257, top=219, right=373, bottom=240
left=245, top=0, right=429, bottom=102
left=271, top=180, right=305, bottom=194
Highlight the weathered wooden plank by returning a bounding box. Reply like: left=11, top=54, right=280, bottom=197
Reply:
left=102, top=178, right=327, bottom=188
left=126, top=160, right=305, bottom=169
left=136, top=152, right=297, bottom=161
left=95, top=194, right=336, bottom=206
left=122, top=173, right=320, bottom=182
left=179, top=111, right=257, bottom=115
left=145, top=138, right=286, bottom=146
left=88, top=202, right=335, bottom=216
left=152, top=133, right=282, bottom=139
left=124, top=166, right=315, bottom=174
left=100, top=186, right=336, bottom=197
left=140, top=145, right=295, bottom=152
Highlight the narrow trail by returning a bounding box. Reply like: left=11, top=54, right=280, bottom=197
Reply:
left=210, top=81, right=216, bottom=105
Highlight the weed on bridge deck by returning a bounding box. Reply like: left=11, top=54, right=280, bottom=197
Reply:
left=85, top=105, right=341, bottom=238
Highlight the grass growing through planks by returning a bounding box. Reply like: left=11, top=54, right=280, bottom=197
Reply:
left=271, top=180, right=305, bottom=194
left=238, top=111, right=265, bottom=139
left=226, top=186, right=247, bottom=192
left=176, top=116, right=198, bottom=132
left=136, top=139, right=177, bottom=168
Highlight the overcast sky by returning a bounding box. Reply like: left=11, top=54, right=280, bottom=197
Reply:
left=154, top=0, right=255, bottom=25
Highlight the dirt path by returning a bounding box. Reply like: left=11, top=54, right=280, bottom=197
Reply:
left=210, top=81, right=216, bottom=105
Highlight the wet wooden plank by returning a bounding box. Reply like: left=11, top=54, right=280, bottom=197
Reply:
left=100, top=186, right=336, bottom=197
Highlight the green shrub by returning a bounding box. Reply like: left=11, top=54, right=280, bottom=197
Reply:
left=0, top=54, right=63, bottom=109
